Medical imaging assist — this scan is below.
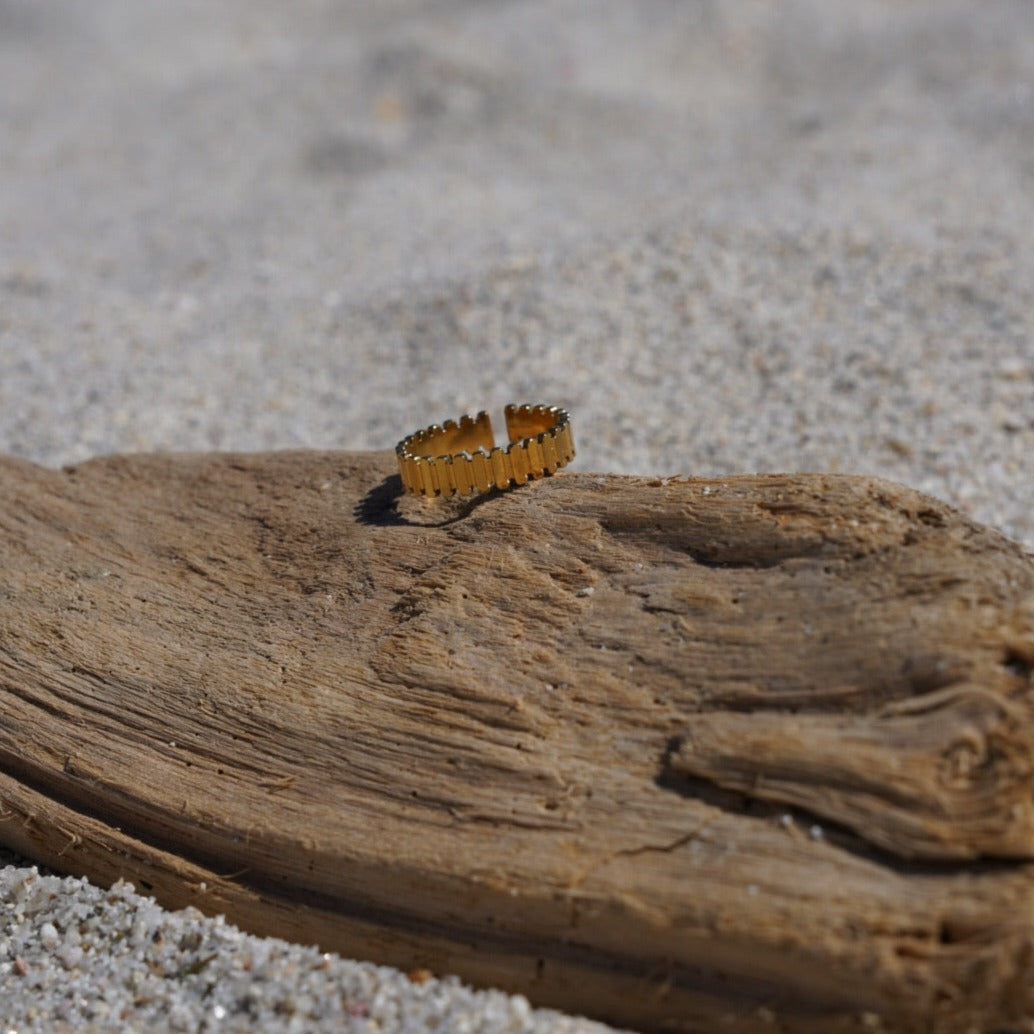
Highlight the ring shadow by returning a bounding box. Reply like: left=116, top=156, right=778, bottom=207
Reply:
left=353, top=475, right=502, bottom=528
left=353, top=474, right=409, bottom=527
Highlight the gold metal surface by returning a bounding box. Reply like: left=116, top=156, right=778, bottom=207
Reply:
left=396, top=403, right=575, bottom=497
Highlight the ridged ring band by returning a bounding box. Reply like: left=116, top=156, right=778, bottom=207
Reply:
left=396, top=403, right=574, bottom=497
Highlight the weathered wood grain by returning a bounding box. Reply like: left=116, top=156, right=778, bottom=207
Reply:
left=0, top=450, right=1032, bottom=1033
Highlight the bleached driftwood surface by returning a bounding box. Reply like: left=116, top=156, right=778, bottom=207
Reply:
left=0, top=450, right=1031, bottom=1033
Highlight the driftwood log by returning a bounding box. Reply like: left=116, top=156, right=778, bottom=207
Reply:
left=0, top=450, right=1032, bottom=1033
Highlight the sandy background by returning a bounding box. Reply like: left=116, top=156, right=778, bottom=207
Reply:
left=1, top=1, right=1032, bottom=1030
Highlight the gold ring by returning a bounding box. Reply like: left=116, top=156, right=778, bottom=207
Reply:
left=396, top=403, right=575, bottom=497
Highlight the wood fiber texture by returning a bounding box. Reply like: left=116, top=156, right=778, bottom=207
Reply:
left=0, top=450, right=1032, bottom=1033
